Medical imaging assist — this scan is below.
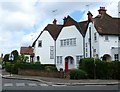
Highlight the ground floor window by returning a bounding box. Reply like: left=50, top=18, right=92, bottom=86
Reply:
left=76, top=55, right=83, bottom=65
left=57, top=56, right=62, bottom=64
left=114, top=54, right=119, bottom=61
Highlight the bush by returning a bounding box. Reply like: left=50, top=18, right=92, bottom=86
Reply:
left=79, top=58, right=120, bottom=79
left=79, top=58, right=95, bottom=79
left=70, top=69, right=88, bottom=79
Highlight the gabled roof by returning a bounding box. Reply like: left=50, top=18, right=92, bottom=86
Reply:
left=78, top=21, right=89, bottom=37
left=20, top=46, right=33, bottom=55
left=44, top=24, right=63, bottom=40
left=32, top=24, right=63, bottom=47
left=63, top=15, right=78, bottom=27
left=94, top=13, right=120, bottom=35
left=63, top=16, right=87, bottom=37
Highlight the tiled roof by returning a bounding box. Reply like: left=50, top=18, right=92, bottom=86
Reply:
left=78, top=21, right=89, bottom=37
left=20, top=47, right=33, bottom=55
left=32, top=24, right=63, bottom=47
left=94, top=13, right=120, bottom=35
left=63, top=16, right=87, bottom=37
left=44, top=24, right=63, bottom=40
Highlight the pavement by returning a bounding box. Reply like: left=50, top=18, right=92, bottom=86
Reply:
left=1, top=69, right=119, bottom=86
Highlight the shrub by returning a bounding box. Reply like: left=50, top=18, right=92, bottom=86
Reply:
left=70, top=69, right=88, bottom=79
left=79, top=58, right=95, bottom=79
left=79, top=58, right=120, bottom=79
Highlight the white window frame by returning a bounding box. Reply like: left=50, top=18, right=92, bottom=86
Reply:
left=57, top=56, right=62, bottom=64
left=105, top=35, right=109, bottom=41
left=50, top=46, right=54, bottom=59
left=38, top=40, right=42, bottom=47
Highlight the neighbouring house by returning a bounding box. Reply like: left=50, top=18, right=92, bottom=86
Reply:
left=20, top=46, right=34, bottom=62
left=32, top=19, right=63, bottom=64
left=85, top=7, right=120, bottom=61
left=56, top=16, right=87, bottom=71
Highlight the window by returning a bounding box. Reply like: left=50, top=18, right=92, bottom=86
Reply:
left=114, top=54, right=119, bottom=61
left=38, top=40, right=42, bottom=47
left=37, top=56, right=40, bottom=62
left=50, top=46, right=54, bottom=59
left=57, top=56, right=62, bottom=64
left=60, top=40, right=63, bottom=46
left=105, top=36, right=109, bottom=41
left=94, top=33, right=97, bottom=41
left=119, top=36, right=120, bottom=41
left=60, top=38, right=76, bottom=47
left=76, top=56, right=82, bottom=65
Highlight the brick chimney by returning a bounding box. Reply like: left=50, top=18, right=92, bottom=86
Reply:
left=87, top=11, right=93, bottom=22
left=98, top=7, right=107, bottom=15
left=53, top=19, right=57, bottom=24
left=63, top=16, right=67, bottom=25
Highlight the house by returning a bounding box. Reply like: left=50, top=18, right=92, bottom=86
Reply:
left=56, top=16, right=88, bottom=71
left=85, top=7, right=120, bottom=61
left=32, top=19, right=63, bottom=64
left=20, top=46, right=34, bottom=62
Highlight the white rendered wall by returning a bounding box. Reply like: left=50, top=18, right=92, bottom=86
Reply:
left=56, top=25, right=83, bottom=70
left=34, top=31, right=54, bottom=64
left=99, top=35, right=118, bottom=60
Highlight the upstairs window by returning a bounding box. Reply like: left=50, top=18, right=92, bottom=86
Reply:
left=105, top=36, right=109, bottom=41
left=119, top=36, right=120, bottom=41
left=60, top=38, right=76, bottom=47
left=94, top=33, right=97, bottom=41
left=38, top=40, right=42, bottom=47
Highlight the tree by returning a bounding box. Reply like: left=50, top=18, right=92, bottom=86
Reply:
left=11, top=50, right=19, bottom=63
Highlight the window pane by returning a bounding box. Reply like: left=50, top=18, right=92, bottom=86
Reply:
left=38, top=40, right=42, bottom=47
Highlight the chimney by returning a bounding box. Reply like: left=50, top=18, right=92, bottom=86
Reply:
left=63, top=16, right=67, bottom=25
left=87, top=11, right=93, bottom=22
left=53, top=19, right=57, bottom=24
left=98, top=7, right=107, bottom=15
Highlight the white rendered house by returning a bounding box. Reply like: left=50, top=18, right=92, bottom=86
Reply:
left=56, top=16, right=86, bottom=71
left=85, top=7, right=120, bottom=61
left=32, top=19, right=63, bottom=64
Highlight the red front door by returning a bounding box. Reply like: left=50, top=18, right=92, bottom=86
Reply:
left=65, top=60, right=68, bottom=72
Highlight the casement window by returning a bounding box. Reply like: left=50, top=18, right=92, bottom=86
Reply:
left=50, top=46, right=54, bottom=59
left=94, top=33, right=97, bottom=41
left=60, top=38, right=76, bottom=47
left=114, top=54, right=119, bottom=61
left=119, top=36, right=120, bottom=41
left=38, top=40, right=42, bottom=47
left=57, top=56, right=62, bottom=64
left=105, top=35, right=109, bottom=41
left=76, top=55, right=83, bottom=65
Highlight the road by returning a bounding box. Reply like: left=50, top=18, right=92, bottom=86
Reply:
left=2, top=78, right=119, bottom=92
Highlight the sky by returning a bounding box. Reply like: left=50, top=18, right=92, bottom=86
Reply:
left=0, top=0, right=120, bottom=55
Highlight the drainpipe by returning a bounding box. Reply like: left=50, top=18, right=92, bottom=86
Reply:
left=54, top=40, right=56, bottom=65
left=83, top=37, right=85, bottom=58
left=89, top=26, right=92, bottom=58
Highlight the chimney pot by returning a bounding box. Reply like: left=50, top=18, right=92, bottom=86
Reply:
left=98, top=7, right=107, bottom=14
left=53, top=19, right=57, bottom=24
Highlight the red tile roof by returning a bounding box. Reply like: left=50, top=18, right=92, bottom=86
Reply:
left=20, top=46, right=33, bottom=55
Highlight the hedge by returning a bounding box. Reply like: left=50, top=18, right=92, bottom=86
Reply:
left=79, top=58, right=120, bottom=79
left=5, top=62, right=57, bottom=74
left=70, top=69, right=88, bottom=79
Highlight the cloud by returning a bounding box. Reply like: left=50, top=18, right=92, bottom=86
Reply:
left=0, top=0, right=119, bottom=55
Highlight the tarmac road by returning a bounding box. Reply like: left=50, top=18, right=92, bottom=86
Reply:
left=2, top=78, right=119, bottom=91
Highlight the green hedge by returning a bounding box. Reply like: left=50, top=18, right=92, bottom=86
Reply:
left=79, top=58, right=120, bottom=79
left=70, top=69, right=88, bottom=79
left=5, top=62, right=57, bottom=74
